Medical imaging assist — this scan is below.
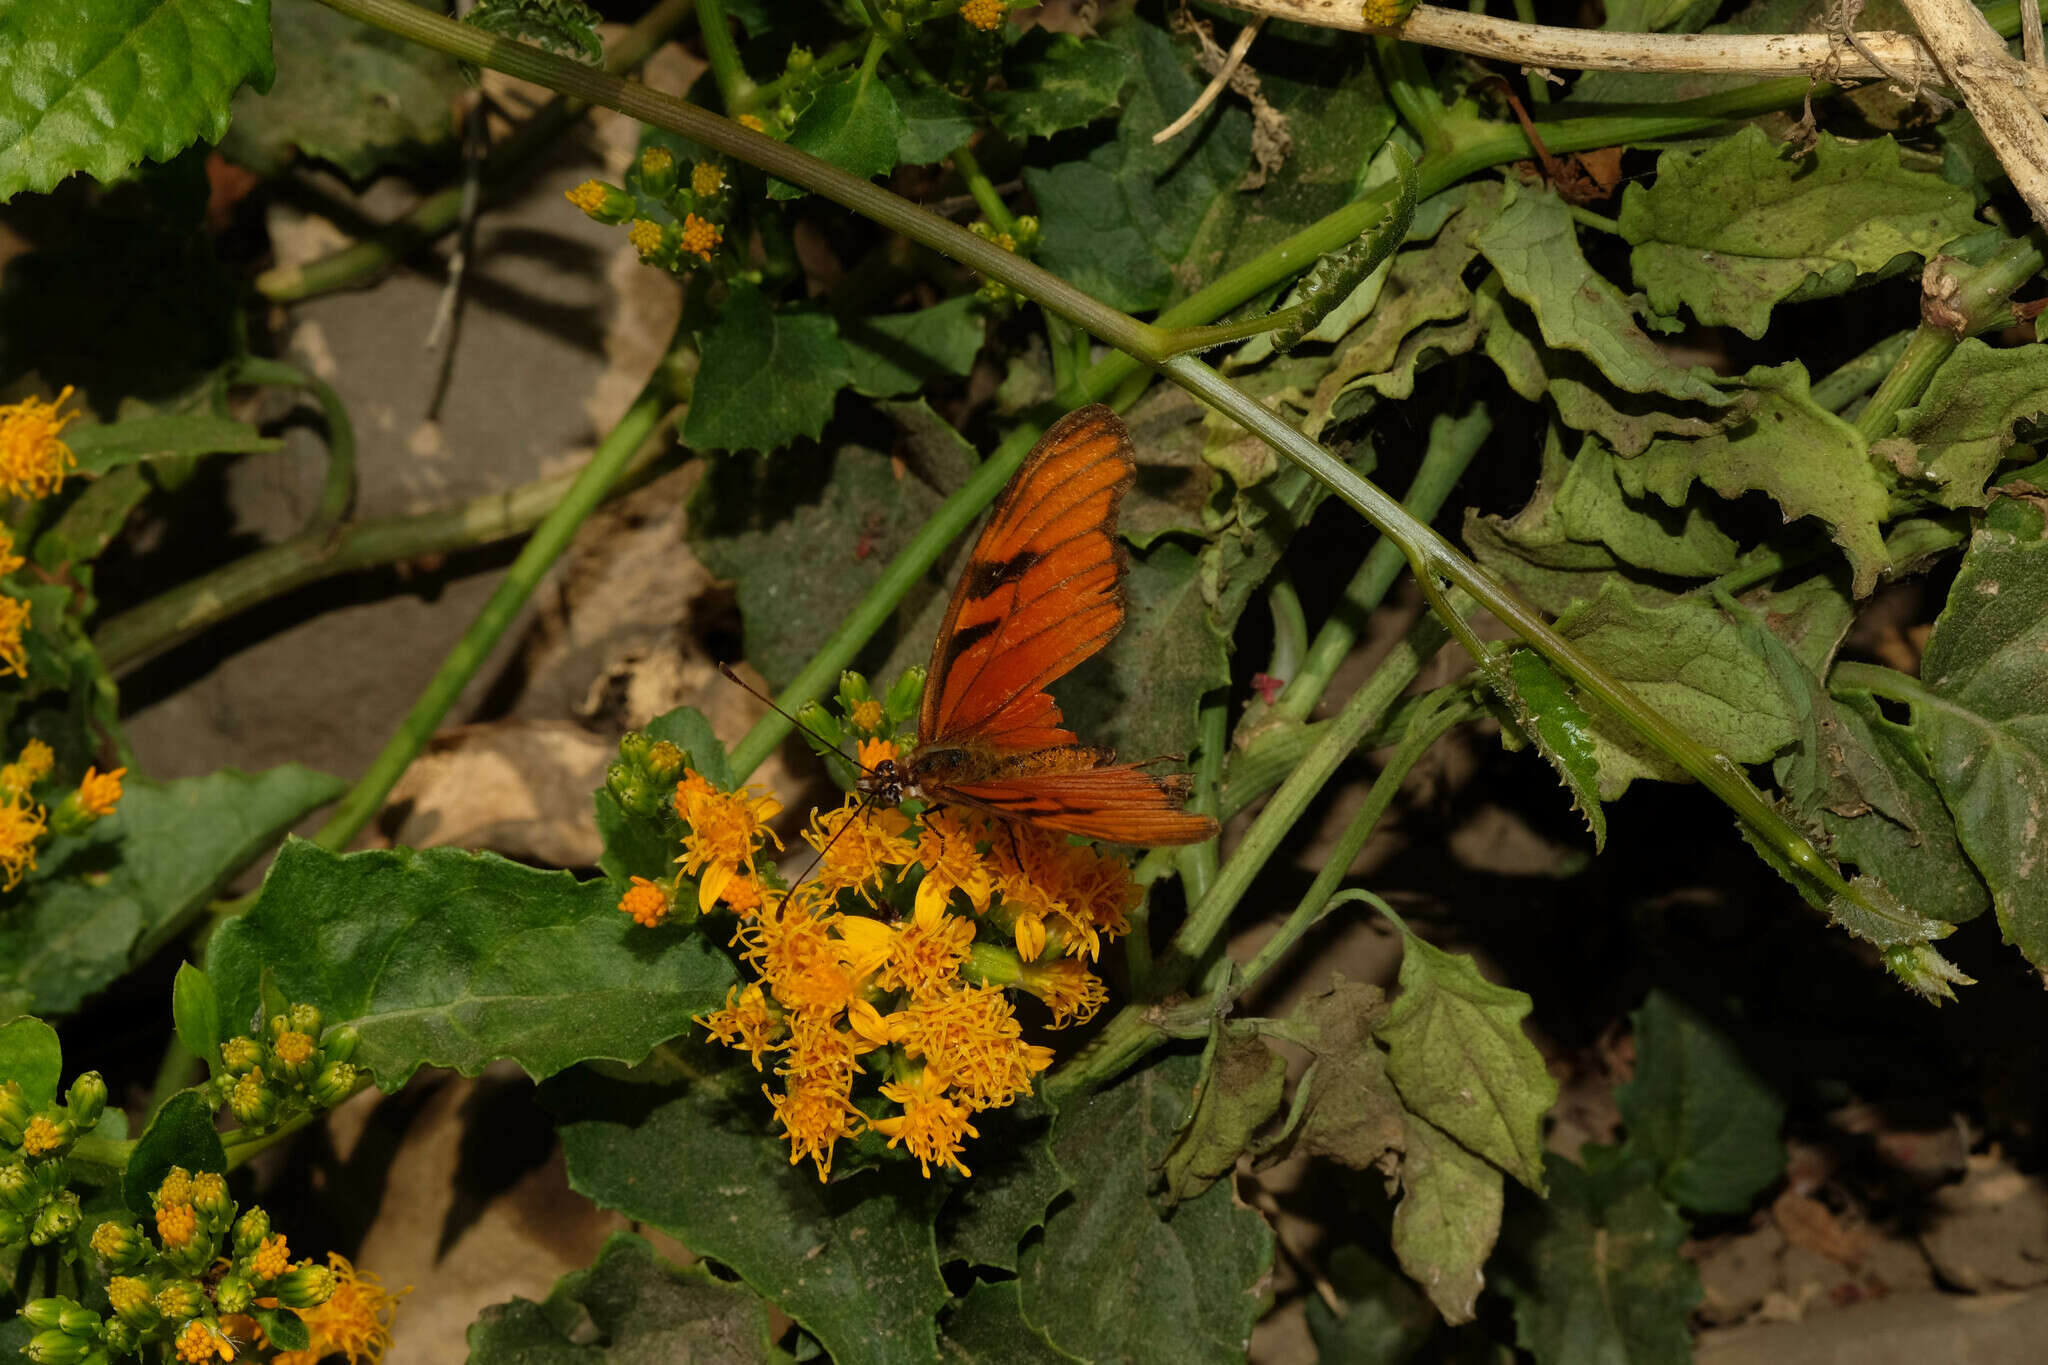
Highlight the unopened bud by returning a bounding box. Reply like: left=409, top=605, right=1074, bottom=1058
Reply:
left=213, top=1272, right=254, bottom=1315
left=106, top=1277, right=158, bottom=1330
left=102, top=1319, right=138, bottom=1355
left=0, top=1161, right=39, bottom=1210
left=31, top=1191, right=81, bottom=1245
left=231, top=1207, right=271, bottom=1255
left=20, top=1299, right=74, bottom=1331
left=220, top=1037, right=263, bottom=1075
left=321, top=1024, right=360, bottom=1064
left=64, top=1073, right=105, bottom=1130
left=152, top=1279, right=206, bottom=1322
left=272, top=1261, right=337, bottom=1309
left=228, top=1071, right=276, bottom=1128
left=90, top=1220, right=148, bottom=1271
left=190, top=1171, right=233, bottom=1228
left=25, top=1328, right=89, bottom=1364
left=286, top=1003, right=322, bottom=1038
left=0, top=1079, right=34, bottom=1131
left=309, top=1060, right=358, bottom=1109
left=57, top=1306, right=99, bottom=1338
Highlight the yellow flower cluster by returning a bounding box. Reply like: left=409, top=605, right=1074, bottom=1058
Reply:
left=681, top=740, right=1140, bottom=1180
left=960, top=0, right=1006, bottom=31
left=270, top=1253, right=409, bottom=1365
left=0, top=387, right=78, bottom=500
left=0, top=740, right=125, bottom=891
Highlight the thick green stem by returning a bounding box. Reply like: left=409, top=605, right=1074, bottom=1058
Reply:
left=694, top=0, right=755, bottom=109
left=950, top=143, right=1015, bottom=236
left=1810, top=329, right=1914, bottom=414
left=310, top=378, right=675, bottom=850
left=1174, top=694, right=1228, bottom=904
left=1154, top=307, right=1304, bottom=356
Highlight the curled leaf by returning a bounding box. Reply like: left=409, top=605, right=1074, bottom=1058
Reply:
left=1272, top=145, right=1418, bottom=353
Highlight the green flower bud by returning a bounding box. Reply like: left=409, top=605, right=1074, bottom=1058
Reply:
left=0, top=1079, right=34, bottom=1131
left=0, top=1161, right=38, bottom=1210
left=567, top=178, right=636, bottom=225
left=57, top=1306, right=100, bottom=1338
left=20, top=1298, right=75, bottom=1331
left=286, top=1003, right=322, bottom=1038
left=153, top=1279, right=206, bottom=1322
left=321, top=1024, right=360, bottom=1064
left=786, top=43, right=814, bottom=71
left=637, top=145, right=677, bottom=197
left=645, top=740, right=684, bottom=784
left=25, top=1328, right=89, bottom=1364
left=272, top=1261, right=337, bottom=1310
left=63, top=1073, right=106, bottom=1131
left=213, top=1272, right=254, bottom=1315
left=90, top=1219, right=149, bottom=1271
left=106, top=1277, right=158, bottom=1330
left=231, top=1206, right=271, bottom=1255
left=227, top=1071, right=277, bottom=1128
left=0, top=1207, right=26, bottom=1244
left=309, top=1060, right=359, bottom=1109
left=220, top=1037, right=264, bottom=1076
left=884, top=665, right=925, bottom=727
left=190, top=1171, right=234, bottom=1228
left=101, top=1320, right=138, bottom=1355
left=31, top=1191, right=81, bottom=1245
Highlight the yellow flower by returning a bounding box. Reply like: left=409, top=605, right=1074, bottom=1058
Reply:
left=157, top=1167, right=193, bottom=1207
left=11, top=740, right=50, bottom=783
left=856, top=736, right=899, bottom=770
left=564, top=180, right=611, bottom=216
left=778, top=1011, right=875, bottom=1088
left=253, top=1232, right=292, bottom=1281
left=0, top=592, right=30, bottom=679
left=803, top=795, right=915, bottom=906
left=680, top=212, right=723, bottom=262
left=692, top=161, right=725, bottom=197
left=1019, top=956, right=1109, bottom=1028
left=175, top=1320, right=235, bottom=1363
left=273, top=1031, right=314, bottom=1066
left=849, top=698, right=884, bottom=733
left=882, top=894, right=976, bottom=1001
left=0, top=794, right=45, bottom=889
left=618, top=875, right=670, bottom=928
left=1360, top=0, right=1412, bottom=26
left=767, top=1072, right=863, bottom=1181
left=155, top=1201, right=197, bottom=1248
left=738, top=113, right=767, bottom=133
left=0, top=387, right=80, bottom=500
left=272, top=1253, right=408, bottom=1365
left=696, top=982, right=785, bottom=1070
left=676, top=769, right=783, bottom=911
left=20, top=1114, right=61, bottom=1156
left=719, top=869, right=768, bottom=916
left=738, top=900, right=888, bottom=1018
left=640, top=146, right=674, bottom=179
left=0, top=526, right=21, bottom=578
left=874, top=1067, right=978, bottom=1177
left=913, top=807, right=993, bottom=922
left=960, top=0, right=1006, bottom=32
left=882, top=985, right=1052, bottom=1110
left=627, top=217, right=666, bottom=261
left=74, top=765, right=123, bottom=818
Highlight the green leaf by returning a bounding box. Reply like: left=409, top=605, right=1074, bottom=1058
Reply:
left=547, top=1057, right=950, bottom=1365
left=0, top=766, right=344, bottom=1018
left=34, top=466, right=152, bottom=568
left=0, top=0, right=275, bottom=199
left=209, top=842, right=734, bottom=1088
left=465, top=0, right=603, bottom=63
left=250, top=1307, right=310, bottom=1353
left=842, top=297, right=988, bottom=400
left=1259, top=975, right=1405, bottom=1171
left=1375, top=913, right=1556, bottom=1192
left=986, top=28, right=1130, bottom=139
left=171, top=963, right=221, bottom=1071
left=771, top=69, right=906, bottom=200
left=1496, top=648, right=1607, bottom=850
left=682, top=287, right=853, bottom=454
left=1017, top=1052, right=1273, bottom=1364
left=122, top=1090, right=225, bottom=1216
left=1616, top=989, right=1785, bottom=1215
left=1602, top=0, right=1720, bottom=31
left=468, top=1232, right=776, bottom=1364
left=221, top=0, right=465, bottom=179
left=1025, top=20, right=1250, bottom=312
left=1273, top=146, right=1418, bottom=354
left=66, top=413, right=278, bottom=476
left=1906, top=495, right=2048, bottom=966
left=1500, top=1157, right=1701, bottom=1365
left=935, top=1100, right=1067, bottom=1273
left=1391, top=1111, right=1502, bottom=1325
left=1621, top=129, right=1978, bottom=339
left=1556, top=581, right=1799, bottom=797
left=890, top=82, right=976, bottom=165
left=0, top=1017, right=62, bottom=1104
left=688, top=439, right=948, bottom=689
left=943, top=1281, right=1081, bottom=1364
left=1873, top=338, right=2048, bottom=509
left=1473, top=184, right=1728, bottom=409
left=1163, top=1021, right=1286, bottom=1203
left=1304, top=1245, right=1436, bottom=1365
left=1554, top=438, right=1738, bottom=580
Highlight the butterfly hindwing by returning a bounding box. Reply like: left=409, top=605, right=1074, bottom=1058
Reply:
left=945, top=767, right=1216, bottom=845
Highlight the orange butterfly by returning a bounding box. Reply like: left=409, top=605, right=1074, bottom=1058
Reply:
left=859, top=405, right=1218, bottom=847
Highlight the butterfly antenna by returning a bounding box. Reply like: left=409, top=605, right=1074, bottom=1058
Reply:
left=715, top=662, right=885, bottom=776
left=767, top=793, right=883, bottom=920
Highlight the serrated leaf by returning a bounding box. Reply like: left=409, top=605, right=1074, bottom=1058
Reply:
left=1473, top=184, right=1728, bottom=409
left=1495, top=648, right=1607, bottom=849
left=66, top=413, right=278, bottom=475
left=1017, top=1052, right=1273, bottom=1365
left=207, top=841, right=735, bottom=1088
left=1376, top=915, right=1555, bottom=1192
left=1616, top=989, right=1784, bottom=1215
left=688, top=439, right=948, bottom=688
left=466, top=0, right=603, bottom=63
left=123, top=1090, right=225, bottom=1216
left=0, top=1017, right=62, bottom=1104
left=935, top=1100, right=1067, bottom=1273
left=1273, top=146, right=1417, bottom=353
left=1163, top=1022, right=1286, bottom=1203
left=683, top=287, right=852, bottom=454
left=0, top=0, right=275, bottom=199
left=891, top=81, right=977, bottom=165
left=546, top=1058, right=949, bottom=1365
left=771, top=69, right=906, bottom=200
left=986, top=28, right=1130, bottom=139
left=1872, top=337, right=2048, bottom=509
left=1906, top=496, right=2048, bottom=966
left=1392, top=1111, right=1502, bottom=1325
left=1500, top=1157, right=1700, bottom=1365
left=171, top=963, right=222, bottom=1071
left=468, top=1232, right=776, bottom=1364
left=1621, top=128, right=1977, bottom=339
left=0, top=766, right=344, bottom=1017
left=842, top=296, right=987, bottom=400
left=1557, top=581, right=1799, bottom=798
left=1623, top=363, right=1891, bottom=595
left=221, top=0, right=465, bottom=179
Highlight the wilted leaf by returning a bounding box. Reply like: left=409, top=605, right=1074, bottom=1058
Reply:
left=1261, top=975, right=1406, bottom=1172
left=1392, top=1111, right=1502, bottom=1324
left=1616, top=989, right=1785, bottom=1215
left=208, top=841, right=734, bottom=1087
left=1873, top=337, right=2048, bottom=509
left=1163, top=1022, right=1286, bottom=1202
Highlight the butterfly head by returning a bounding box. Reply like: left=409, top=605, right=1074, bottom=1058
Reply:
left=856, top=755, right=906, bottom=807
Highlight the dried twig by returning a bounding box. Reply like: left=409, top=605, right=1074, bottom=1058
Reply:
left=1156, top=14, right=1265, bottom=142
left=1897, top=0, right=2048, bottom=230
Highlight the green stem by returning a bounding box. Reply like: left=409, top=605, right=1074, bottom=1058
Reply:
left=255, top=0, right=694, bottom=303
left=1810, top=329, right=1914, bottom=414
left=232, top=357, right=356, bottom=534
left=950, top=142, right=1015, bottom=236
left=1173, top=694, right=1228, bottom=906
left=94, top=430, right=674, bottom=672
left=1829, top=660, right=1936, bottom=707
left=747, top=37, right=863, bottom=110
left=1264, top=576, right=1306, bottom=684
left=309, top=375, right=676, bottom=850
left=1565, top=204, right=1621, bottom=235
left=1273, top=404, right=1489, bottom=724
left=1154, top=307, right=1304, bottom=357
left=1375, top=36, right=1448, bottom=155
left=694, top=0, right=755, bottom=110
